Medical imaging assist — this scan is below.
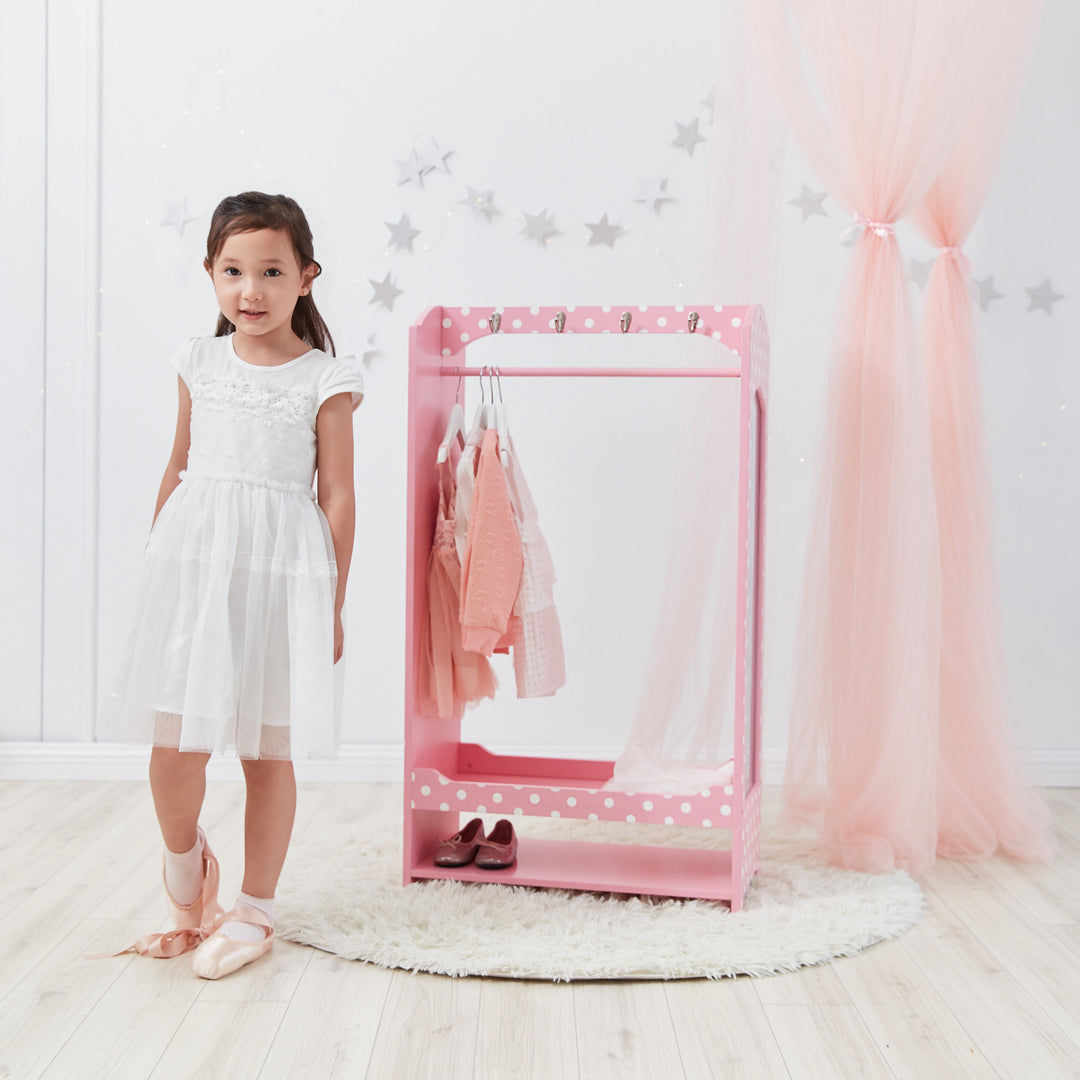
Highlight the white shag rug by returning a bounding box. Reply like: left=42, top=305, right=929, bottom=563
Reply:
left=276, top=813, right=922, bottom=981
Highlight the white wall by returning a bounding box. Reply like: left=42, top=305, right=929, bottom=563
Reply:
left=2, top=0, right=1076, bottom=776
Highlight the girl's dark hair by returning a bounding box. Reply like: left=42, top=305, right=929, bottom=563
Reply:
left=204, top=191, right=335, bottom=356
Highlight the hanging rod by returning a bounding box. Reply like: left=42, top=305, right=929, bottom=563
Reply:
left=438, top=366, right=741, bottom=379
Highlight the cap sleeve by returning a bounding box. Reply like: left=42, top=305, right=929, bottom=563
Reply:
left=169, top=337, right=199, bottom=388
left=316, top=355, right=365, bottom=411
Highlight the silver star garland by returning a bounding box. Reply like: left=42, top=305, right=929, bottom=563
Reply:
left=368, top=272, right=403, bottom=311
left=385, top=212, right=421, bottom=254
left=633, top=177, right=675, bottom=215
left=361, top=333, right=382, bottom=367
left=671, top=118, right=706, bottom=157
left=520, top=209, right=560, bottom=248
left=585, top=213, right=625, bottom=248
left=789, top=184, right=827, bottom=222
left=394, top=150, right=427, bottom=187
left=415, top=137, right=453, bottom=177
left=1025, top=279, right=1064, bottom=315
left=974, top=276, right=1003, bottom=313
left=159, top=196, right=199, bottom=237
left=460, top=186, right=499, bottom=223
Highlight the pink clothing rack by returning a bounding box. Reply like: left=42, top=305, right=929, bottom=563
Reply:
left=404, top=303, right=769, bottom=909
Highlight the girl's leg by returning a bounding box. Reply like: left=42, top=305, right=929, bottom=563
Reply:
left=239, top=757, right=297, bottom=899
left=149, top=745, right=211, bottom=852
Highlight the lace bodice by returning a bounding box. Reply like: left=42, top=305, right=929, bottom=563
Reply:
left=173, top=335, right=364, bottom=493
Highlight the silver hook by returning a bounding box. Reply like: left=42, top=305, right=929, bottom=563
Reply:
left=620, top=311, right=632, bottom=333
left=488, top=311, right=501, bottom=334
left=487, top=366, right=496, bottom=402
left=554, top=311, right=566, bottom=333
left=688, top=311, right=700, bottom=333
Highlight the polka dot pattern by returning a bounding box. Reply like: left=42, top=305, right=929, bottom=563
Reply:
left=432, top=305, right=755, bottom=357
left=409, top=767, right=737, bottom=827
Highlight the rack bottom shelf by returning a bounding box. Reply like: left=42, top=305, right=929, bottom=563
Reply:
left=407, top=837, right=736, bottom=903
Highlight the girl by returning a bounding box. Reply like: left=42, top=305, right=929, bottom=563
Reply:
left=100, top=191, right=364, bottom=979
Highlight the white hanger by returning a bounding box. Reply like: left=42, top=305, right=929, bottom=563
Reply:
left=436, top=371, right=466, bottom=465
left=490, top=367, right=510, bottom=468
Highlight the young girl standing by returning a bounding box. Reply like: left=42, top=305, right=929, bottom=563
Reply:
left=100, top=191, right=364, bottom=979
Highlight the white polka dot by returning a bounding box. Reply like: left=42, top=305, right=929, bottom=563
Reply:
left=665, top=816, right=675, bottom=825
left=713, top=304, right=723, bottom=312
left=638, top=328, right=648, bottom=334
left=675, top=304, right=685, bottom=313
left=567, top=305, right=576, bottom=312
left=460, top=332, right=470, bottom=343
left=492, top=792, right=503, bottom=803
left=442, top=348, right=451, bottom=357
left=642, top=800, right=654, bottom=811
left=551, top=810, right=561, bottom=818
left=712, top=331, right=722, bottom=340
left=512, top=318, right=522, bottom=328
left=638, top=305, right=648, bottom=312
left=566, top=796, right=577, bottom=807
left=656, top=316, right=667, bottom=327
left=602, top=305, right=611, bottom=313
left=584, top=317, right=594, bottom=328
left=681, top=802, right=692, bottom=814
left=420, top=785, right=431, bottom=796
left=552, top=788, right=561, bottom=793
left=723, top=786, right=734, bottom=797
left=587, top=790, right=598, bottom=796
left=410, top=800, right=416, bottom=809
left=461, top=307, right=470, bottom=315
left=456, top=790, right=467, bottom=800
left=513, top=785, right=523, bottom=791
left=721, top=805, right=732, bottom=816
left=529, top=794, right=541, bottom=804
left=478, top=318, right=488, bottom=329
left=589, top=813, right=599, bottom=820
left=731, top=316, right=742, bottom=327
left=604, top=798, right=615, bottom=808
left=476, top=805, right=486, bottom=814
left=476, top=782, right=487, bottom=789
left=439, top=802, right=449, bottom=811
left=438, top=775, right=449, bottom=786
left=513, top=807, right=524, bottom=815
left=700, top=789, right=711, bottom=798
left=410, top=772, right=416, bottom=781
left=702, top=818, right=712, bottom=827
left=626, top=814, right=636, bottom=823
left=442, top=318, right=452, bottom=329
left=530, top=305, right=540, bottom=315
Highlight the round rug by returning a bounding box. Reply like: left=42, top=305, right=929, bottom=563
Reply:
left=276, top=812, right=922, bottom=981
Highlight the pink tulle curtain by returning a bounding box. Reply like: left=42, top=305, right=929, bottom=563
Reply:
left=743, top=0, right=1052, bottom=872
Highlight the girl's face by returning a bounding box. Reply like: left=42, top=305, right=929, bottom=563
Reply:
left=207, top=228, right=316, bottom=346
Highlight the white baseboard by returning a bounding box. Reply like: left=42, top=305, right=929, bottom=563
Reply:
left=1, top=742, right=1077, bottom=787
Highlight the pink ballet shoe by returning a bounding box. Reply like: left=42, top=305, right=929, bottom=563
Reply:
left=434, top=817, right=486, bottom=866
left=115, top=827, right=224, bottom=959
left=191, top=906, right=274, bottom=980
left=474, top=819, right=518, bottom=869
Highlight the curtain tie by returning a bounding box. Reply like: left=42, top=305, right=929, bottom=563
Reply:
left=841, top=214, right=896, bottom=243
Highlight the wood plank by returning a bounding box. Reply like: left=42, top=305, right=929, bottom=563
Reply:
left=258, top=952, right=394, bottom=1079
left=149, top=1001, right=287, bottom=1078
left=473, top=978, right=579, bottom=1080
left=761, top=1003, right=894, bottom=1080
left=901, top=890, right=1080, bottom=1078
left=365, top=969, right=481, bottom=1079
left=665, top=977, right=789, bottom=1079
left=572, top=980, right=684, bottom=1080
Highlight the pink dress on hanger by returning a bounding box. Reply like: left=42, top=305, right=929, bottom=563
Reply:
left=420, top=460, right=497, bottom=718
left=459, top=428, right=523, bottom=655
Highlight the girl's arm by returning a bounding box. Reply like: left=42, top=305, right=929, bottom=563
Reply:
left=316, top=393, right=356, bottom=664
left=153, top=375, right=192, bottom=526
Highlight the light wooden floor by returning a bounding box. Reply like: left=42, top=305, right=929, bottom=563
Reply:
left=1, top=780, right=1078, bottom=1080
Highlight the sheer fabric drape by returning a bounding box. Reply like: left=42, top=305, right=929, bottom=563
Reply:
left=740, top=0, right=1052, bottom=872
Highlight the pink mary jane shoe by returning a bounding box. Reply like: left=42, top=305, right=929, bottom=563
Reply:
left=474, top=819, right=517, bottom=870
left=117, top=827, right=224, bottom=959
left=434, top=817, right=486, bottom=867
left=191, top=906, right=274, bottom=980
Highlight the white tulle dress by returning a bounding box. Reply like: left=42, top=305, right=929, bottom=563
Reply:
left=99, top=334, right=364, bottom=760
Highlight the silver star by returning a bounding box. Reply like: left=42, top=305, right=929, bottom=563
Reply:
left=974, top=275, right=1003, bottom=313
left=394, top=150, right=427, bottom=187
left=1025, top=278, right=1064, bottom=315
left=385, top=212, right=421, bottom=253
left=908, top=258, right=936, bottom=291
left=701, top=88, right=716, bottom=123
left=368, top=272, right=403, bottom=311
left=361, top=333, right=382, bottom=367
left=460, top=186, right=499, bottom=223
left=789, top=184, right=827, bottom=222
left=159, top=196, right=199, bottom=237
left=585, top=213, right=625, bottom=248
left=415, top=137, right=453, bottom=177
left=520, top=209, right=560, bottom=248
left=633, top=177, right=675, bottom=215
left=671, top=117, right=706, bottom=157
